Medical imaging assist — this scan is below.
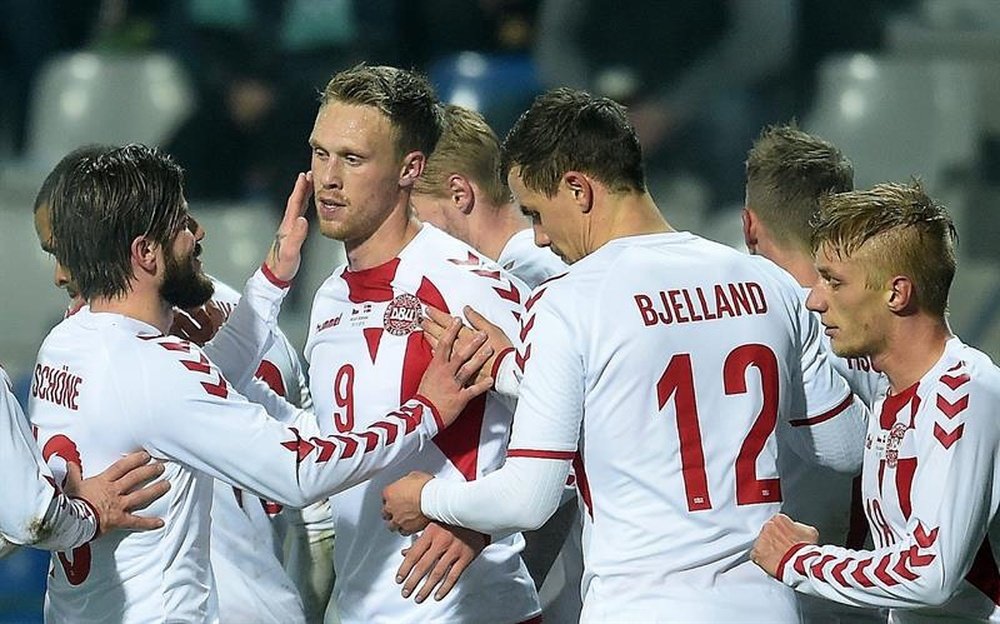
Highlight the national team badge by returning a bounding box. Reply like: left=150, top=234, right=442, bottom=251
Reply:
left=885, top=422, right=907, bottom=468
left=384, top=293, right=423, bottom=336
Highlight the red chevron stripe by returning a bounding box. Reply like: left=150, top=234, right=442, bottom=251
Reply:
left=158, top=340, right=191, bottom=352
left=201, top=375, right=228, bottom=398
left=914, top=522, right=939, bottom=548
left=281, top=430, right=314, bottom=461
left=908, top=545, right=936, bottom=567
left=311, top=437, right=336, bottom=462
left=519, top=315, right=536, bottom=342
left=181, top=353, right=211, bottom=374
left=810, top=554, right=837, bottom=581
left=831, top=559, right=851, bottom=587
left=852, top=558, right=876, bottom=587
left=515, top=344, right=531, bottom=371
left=333, top=435, right=358, bottom=458
left=893, top=551, right=920, bottom=581
left=874, top=556, right=899, bottom=586
left=933, top=423, right=964, bottom=449
left=358, top=431, right=380, bottom=452
left=936, top=393, right=969, bottom=418
left=940, top=372, right=970, bottom=390
left=793, top=550, right=822, bottom=576
left=493, top=281, right=521, bottom=303
left=525, top=289, right=547, bottom=313
left=371, top=421, right=399, bottom=444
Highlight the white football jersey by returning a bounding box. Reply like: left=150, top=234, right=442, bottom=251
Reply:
left=778, top=288, right=889, bottom=624
left=30, top=271, right=445, bottom=624
left=1, top=367, right=96, bottom=554
left=498, top=228, right=567, bottom=288
left=306, top=224, right=540, bottom=623
left=423, top=232, right=868, bottom=622
left=779, top=337, right=1000, bottom=622
left=173, top=278, right=311, bottom=624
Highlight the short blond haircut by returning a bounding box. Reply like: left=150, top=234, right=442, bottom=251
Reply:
left=413, top=104, right=510, bottom=206
left=811, top=181, right=957, bottom=317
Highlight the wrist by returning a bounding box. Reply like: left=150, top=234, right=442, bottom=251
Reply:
left=413, top=393, right=444, bottom=430
left=72, top=496, right=102, bottom=541
left=260, top=262, right=292, bottom=289
left=775, top=542, right=810, bottom=582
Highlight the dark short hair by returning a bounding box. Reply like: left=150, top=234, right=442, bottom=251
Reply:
left=745, top=123, right=854, bottom=252
left=812, top=181, right=957, bottom=317
left=501, top=88, right=646, bottom=197
left=50, top=144, right=188, bottom=301
left=34, top=145, right=113, bottom=214
left=320, top=64, right=443, bottom=158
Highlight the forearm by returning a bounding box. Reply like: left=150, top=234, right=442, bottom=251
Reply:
left=421, top=455, right=570, bottom=536
left=202, top=266, right=288, bottom=388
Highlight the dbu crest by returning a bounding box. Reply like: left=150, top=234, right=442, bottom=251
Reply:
left=384, top=293, right=423, bottom=336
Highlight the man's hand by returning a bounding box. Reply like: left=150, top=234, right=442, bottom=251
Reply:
left=395, top=522, right=487, bottom=603
left=64, top=451, right=171, bottom=538
left=170, top=301, right=227, bottom=345
left=382, top=471, right=434, bottom=535
left=751, top=513, right=819, bottom=578
left=416, top=317, right=493, bottom=427
left=421, top=306, right=513, bottom=387
left=264, top=171, right=313, bottom=283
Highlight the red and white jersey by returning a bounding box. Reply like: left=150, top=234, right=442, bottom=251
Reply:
left=423, top=232, right=868, bottom=622
left=305, top=223, right=540, bottom=623
left=0, top=367, right=96, bottom=555
left=30, top=271, right=445, bottom=624
left=778, top=337, right=1000, bottom=622
left=178, top=278, right=311, bottom=624
left=777, top=288, right=890, bottom=623
left=498, top=228, right=567, bottom=289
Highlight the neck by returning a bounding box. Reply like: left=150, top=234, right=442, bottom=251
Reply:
left=874, top=315, right=953, bottom=393
left=468, top=202, right=530, bottom=261
left=345, top=199, right=422, bottom=271
left=591, top=191, right=672, bottom=253
left=90, top=286, right=173, bottom=333
left=757, top=241, right=818, bottom=288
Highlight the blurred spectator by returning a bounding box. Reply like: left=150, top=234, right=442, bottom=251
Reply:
left=535, top=0, right=796, bottom=209
left=162, top=0, right=391, bottom=205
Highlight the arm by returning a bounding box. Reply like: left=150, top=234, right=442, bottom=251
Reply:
left=387, top=295, right=583, bottom=537
left=755, top=387, right=998, bottom=608
left=200, top=171, right=312, bottom=387
left=142, top=318, right=489, bottom=508
left=1, top=373, right=167, bottom=552
left=783, top=298, right=868, bottom=473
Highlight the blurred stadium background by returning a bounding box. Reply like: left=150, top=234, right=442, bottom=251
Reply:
left=2, top=0, right=1000, bottom=620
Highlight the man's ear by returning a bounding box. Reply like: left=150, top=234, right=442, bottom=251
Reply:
left=886, top=275, right=915, bottom=314
left=742, top=207, right=759, bottom=253
left=447, top=174, right=475, bottom=215
left=131, top=235, right=159, bottom=277
left=563, top=171, right=594, bottom=214
left=399, top=151, right=426, bottom=188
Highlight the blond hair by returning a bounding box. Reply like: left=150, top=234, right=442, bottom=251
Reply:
left=413, top=104, right=510, bottom=206
left=811, top=181, right=957, bottom=316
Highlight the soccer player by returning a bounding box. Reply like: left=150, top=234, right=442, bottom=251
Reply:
left=409, top=103, right=578, bottom=618
left=752, top=182, right=1000, bottom=622
left=32, top=143, right=492, bottom=623
left=743, top=124, right=887, bottom=622
left=1, top=366, right=168, bottom=555
left=381, top=88, right=870, bottom=622
left=303, top=65, right=540, bottom=622
left=33, top=147, right=332, bottom=624
left=411, top=104, right=566, bottom=288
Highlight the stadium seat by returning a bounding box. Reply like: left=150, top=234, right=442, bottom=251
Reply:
left=804, top=53, right=978, bottom=194
left=25, top=52, right=195, bottom=170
